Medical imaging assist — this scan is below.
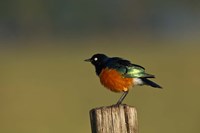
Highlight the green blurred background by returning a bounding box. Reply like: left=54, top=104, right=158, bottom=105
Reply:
left=0, top=0, right=200, bottom=133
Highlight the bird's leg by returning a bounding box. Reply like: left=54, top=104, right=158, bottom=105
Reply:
left=116, top=91, right=129, bottom=105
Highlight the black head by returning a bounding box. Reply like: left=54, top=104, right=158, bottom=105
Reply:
left=85, top=53, right=109, bottom=67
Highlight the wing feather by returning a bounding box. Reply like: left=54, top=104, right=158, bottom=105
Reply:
left=106, top=57, right=154, bottom=78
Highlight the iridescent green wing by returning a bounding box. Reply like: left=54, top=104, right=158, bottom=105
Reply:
left=123, top=64, right=154, bottom=78
left=108, top=58, right=154, bottom=78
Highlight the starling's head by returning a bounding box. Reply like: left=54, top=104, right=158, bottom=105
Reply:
left=85, top=53, right=108, bottom=67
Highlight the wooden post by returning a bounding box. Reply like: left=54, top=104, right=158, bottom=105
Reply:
left=89, top=104, right=138, bottom=133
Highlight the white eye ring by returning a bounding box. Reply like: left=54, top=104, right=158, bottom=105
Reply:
left=94, top=57, right=98, bottom=61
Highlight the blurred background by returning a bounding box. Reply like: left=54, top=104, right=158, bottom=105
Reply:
left=0, top=0, right=200, bottom=133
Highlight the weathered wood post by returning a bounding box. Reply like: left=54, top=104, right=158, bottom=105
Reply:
left=89, top=104, right=138, bottom=133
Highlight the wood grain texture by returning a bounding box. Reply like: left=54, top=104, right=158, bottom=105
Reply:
left=90, top=104, right=138, bottom=133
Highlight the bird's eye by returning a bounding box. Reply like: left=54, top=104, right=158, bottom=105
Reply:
left=94, top=57, right=98, bottom=61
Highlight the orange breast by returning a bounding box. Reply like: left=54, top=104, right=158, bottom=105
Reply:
left=99, top=68, right=134, bottom=92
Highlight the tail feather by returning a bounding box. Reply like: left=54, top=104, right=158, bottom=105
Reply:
left=141, top=78, right=162, bottom=88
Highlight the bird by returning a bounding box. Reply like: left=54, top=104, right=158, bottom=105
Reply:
left=85, top=53, right=162, bottom=105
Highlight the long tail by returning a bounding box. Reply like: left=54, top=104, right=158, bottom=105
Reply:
left=141, top=78, right=162, bottom=88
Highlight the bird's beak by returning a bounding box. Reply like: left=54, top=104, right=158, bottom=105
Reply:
left=84, top=58, right=91, bottom=62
